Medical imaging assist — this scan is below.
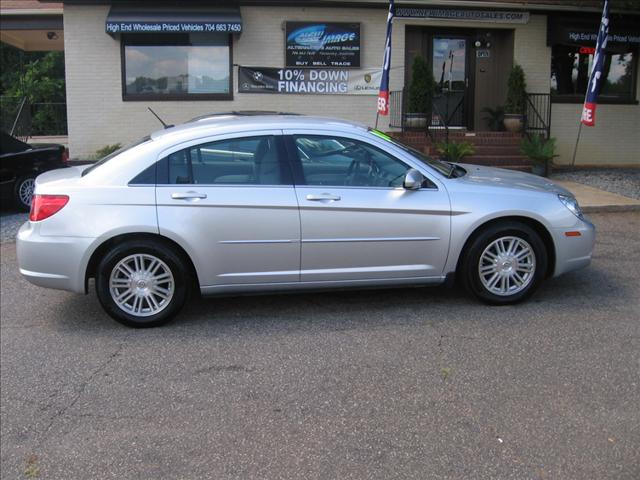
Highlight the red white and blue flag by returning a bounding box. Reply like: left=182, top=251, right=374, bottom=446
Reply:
left=377, top=0, right=395, bottom=116
left=581, top=0, right=610, bottom=127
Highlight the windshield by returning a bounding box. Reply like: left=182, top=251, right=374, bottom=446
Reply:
left=82, top=136, right=151, bottom=176
left=368, top=129, right=466, bottom=178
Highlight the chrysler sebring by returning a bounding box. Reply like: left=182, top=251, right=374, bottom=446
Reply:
left=17, top=114, right=595, bottom=327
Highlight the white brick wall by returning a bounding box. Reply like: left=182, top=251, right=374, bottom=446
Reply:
left=63, top=6, right=639, bottom=165
left=64, top=5, right=393, bottom=158
left=513, top=14, right=550, bottom=93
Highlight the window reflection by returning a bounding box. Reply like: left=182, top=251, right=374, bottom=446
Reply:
left=124, top=40, right=230, bottom=97
left=551, top=45, right=635, bottom=99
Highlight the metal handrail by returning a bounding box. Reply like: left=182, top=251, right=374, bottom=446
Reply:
left=524, top=93, right=551, bottom=139
left=10, top=96, right=28, bottom=136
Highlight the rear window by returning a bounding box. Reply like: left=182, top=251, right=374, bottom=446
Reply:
left=1, top=131, right=30, bottom=155
left=82, top=136, right=151, bottom=176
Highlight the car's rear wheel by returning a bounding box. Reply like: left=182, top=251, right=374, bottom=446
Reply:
left=14, top=176, right=36, bottom=211
left=95, top=239, right=189, bottom=327
left=460, top=221, right=547, bottom=304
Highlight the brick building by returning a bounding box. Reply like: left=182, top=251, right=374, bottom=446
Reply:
left=11, top=1, right=640, bottom=165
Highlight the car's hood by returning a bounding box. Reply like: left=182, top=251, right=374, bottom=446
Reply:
left=457, top=164, right=573, bottom=196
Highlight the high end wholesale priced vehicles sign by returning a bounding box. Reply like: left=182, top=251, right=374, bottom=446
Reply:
left=238, top=67, right=381, bottom=95
left=285, top=22, right=361, bottom=67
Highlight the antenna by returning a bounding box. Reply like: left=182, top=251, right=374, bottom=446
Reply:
left=147, top=107, right=173, bottom=129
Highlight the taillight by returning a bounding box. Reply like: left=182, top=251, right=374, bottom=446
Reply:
left=29, top=195, right=69, bottom=221
left=61, top=148, right=69, bottom=164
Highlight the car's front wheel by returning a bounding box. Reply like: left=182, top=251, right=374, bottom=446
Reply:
left=95, top=239, right=190, bottom=327
left=460, top=221, right=548, bottom=304
left=14, top=175, right=36, bottom=211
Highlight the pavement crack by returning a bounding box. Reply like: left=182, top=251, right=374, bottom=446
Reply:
left=41, top=343, right=125, bottom=437
left=194, top=364, right=254, bottom=375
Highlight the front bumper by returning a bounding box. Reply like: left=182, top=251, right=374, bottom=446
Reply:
left=16, top=222, right=94, bottom=293
left=552, top=215, right=596, bottom=277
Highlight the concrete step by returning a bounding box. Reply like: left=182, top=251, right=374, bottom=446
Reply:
left=463, top=155, right=530, bottom=166
left=468, top=144, right=524, bottom=155
left=427, top=145, right=523, bottom=155
left=492, top=165, right=532, bottom=172
left=430, top=136, right=523, bottom=146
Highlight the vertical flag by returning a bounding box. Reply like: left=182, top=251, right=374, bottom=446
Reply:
left=377, top=0, right=395, bottom=116
left=581, top=0, right=609, bottom=126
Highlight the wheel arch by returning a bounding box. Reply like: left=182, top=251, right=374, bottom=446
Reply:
left=455, top=215, right=556, bottom=279
left=84, top=232, right=200, bottom=293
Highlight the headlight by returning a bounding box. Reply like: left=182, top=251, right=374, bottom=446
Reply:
left=558, top=194, right=584, bottom=220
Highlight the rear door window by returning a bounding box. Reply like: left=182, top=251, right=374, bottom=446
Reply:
left=167, top=135, right=290, bottom=185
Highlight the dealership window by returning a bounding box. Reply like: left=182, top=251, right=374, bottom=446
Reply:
left=122, top=33, right=231, bottom=101
left=550, top=44, right=637, bottom=102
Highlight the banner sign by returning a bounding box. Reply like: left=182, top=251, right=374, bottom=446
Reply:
left=581, top=0, right=610, bottom=127
left=377, top=0, right=395, bottom=116
left=106, top=20, right=242, bottom=34
left=395, top=8, right=530, bottom=24
left=285, top=22, right=361, bottom=67
left=105, top=8, right=243, bottom=35
left=548, top=22, right=639, bottom=47
left=238, top=66, right=381, bottom=95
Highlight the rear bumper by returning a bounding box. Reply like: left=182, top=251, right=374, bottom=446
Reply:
left=552, top=216, right=596, bottom=277
left=16, top=222, right=94, bottom=294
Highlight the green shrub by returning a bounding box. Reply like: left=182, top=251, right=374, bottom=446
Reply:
left=505, top=64, right=527, bottom=115
left=93, top=143, right=122, bottom=159
left=481, top=106, right=505, bottom=131
left=436, top=141, right=475, bottom=163
left=408, top=56, right=436, bottom=115
left=520, top=135, right=557, bottom=164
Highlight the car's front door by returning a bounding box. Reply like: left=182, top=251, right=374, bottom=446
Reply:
left=156, top=132, right=301, bottom=287
left=284, top=131, right=451, bottom=282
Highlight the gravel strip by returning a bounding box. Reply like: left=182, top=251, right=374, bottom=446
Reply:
left=551, top=168, right=640, bottom=200
left=0, top=212, right=27, bottom=243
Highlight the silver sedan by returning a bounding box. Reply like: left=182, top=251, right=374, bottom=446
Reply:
left=17, top=114, right=595, bottom=327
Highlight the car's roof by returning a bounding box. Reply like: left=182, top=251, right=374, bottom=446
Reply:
left=150, top=113, right=369, bottom=144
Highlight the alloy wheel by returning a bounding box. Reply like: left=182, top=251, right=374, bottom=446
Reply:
left=109, top=253, right=175, bottom=317
left=18, top=178, right=35, bottom=207
left=478, top=236, right=536, bottom=296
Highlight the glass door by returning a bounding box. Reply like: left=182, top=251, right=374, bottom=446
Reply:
left=431, top=37, right=470, bottom=128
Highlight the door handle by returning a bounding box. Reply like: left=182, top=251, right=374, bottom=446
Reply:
left=171, top=191, right=207, bottom=200
left=306, top=194, right=341, bottom=202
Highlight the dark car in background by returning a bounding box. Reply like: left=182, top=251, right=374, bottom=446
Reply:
left=1, top=131, right=68, bottom=211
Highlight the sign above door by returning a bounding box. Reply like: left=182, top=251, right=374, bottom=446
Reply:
left=395, top=8, right=530, bottom=24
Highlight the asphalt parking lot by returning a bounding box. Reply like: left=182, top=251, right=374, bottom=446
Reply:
left=1, top=212, right=639, bottom=479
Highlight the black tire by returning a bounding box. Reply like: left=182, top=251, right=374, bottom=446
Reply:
left=460, top=221, right=548, bottom=305
left=95, top=239, right=190, bottom=327
left=14, top=176, right=36, bottom=212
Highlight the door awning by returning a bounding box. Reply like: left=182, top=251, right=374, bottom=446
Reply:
left=106, top=6, right=242, bottom=35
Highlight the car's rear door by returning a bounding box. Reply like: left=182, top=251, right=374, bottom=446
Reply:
left=156, top=131, right=301, bottom=288
left=283, top=130, right=451, bottom=282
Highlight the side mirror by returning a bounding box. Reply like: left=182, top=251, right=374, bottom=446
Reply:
left=403, top=169, right=424, bottom=190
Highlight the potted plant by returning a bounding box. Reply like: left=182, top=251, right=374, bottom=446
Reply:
left=406, top=56, right=436, bottom=129
left=520, top=134, right=558, bottom=177
left=503, top=64, right=527, bottom=133
left=436, top=141, right=475, bottom=163
left=481, top=106, right=505, bottom=131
